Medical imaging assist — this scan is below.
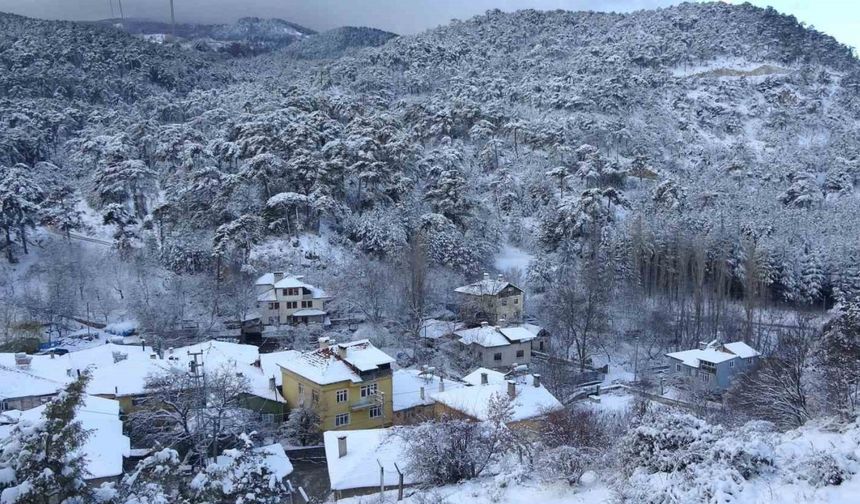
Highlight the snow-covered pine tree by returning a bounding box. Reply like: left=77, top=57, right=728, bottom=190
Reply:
left=0, top=373, right=91, bottom=504
left=799, top=248, right=826, bottom=306
left=0, top=164, right=43, bottom=263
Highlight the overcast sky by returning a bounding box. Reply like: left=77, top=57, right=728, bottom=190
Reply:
left=0, top=0, right=856, bottom=50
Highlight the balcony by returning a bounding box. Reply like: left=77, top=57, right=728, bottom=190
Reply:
left=350, top=393, right=383, bottom=411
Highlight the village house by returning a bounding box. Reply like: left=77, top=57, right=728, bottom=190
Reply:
left=455, top=273, right=524, bottom=326
left=1, top=341, right=289, bottom=423
left=666, top=340, right=761, bottom=392
left=255, top=272, right=332, bottom=325
left=278, top=338, right=395, bottom=431
left=392, top=368, right=465, bottom=425
left=323, top=428, right=416, bottom=500
left=0, top=394, right=130, bottom=486
left=455, top=322, right=536, bottom=369
left=431, top=366, right=563, bottom=429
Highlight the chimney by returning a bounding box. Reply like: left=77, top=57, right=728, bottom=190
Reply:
left=337, top=435, right=347, bottom=458
left=507, top=380, right=516, bottom=399
left=141, top=339, right=146, bottom=351
left=533, top=374, right=541, bottom=388
left=336, top=344, right=347, bottom=359
left=480, top=321, right=489, bottom=327
left=269, top=376, right=277, bottom=391
left=481, top=372, right=488, bottom=385
left=483, top=272, right=489, bottom=281
left=318, top=337, right=330, bottom=350
left=168, top=347, right=174, bottom=355
left=273, top=271, right=285, bottom=283
left=50, top=351, right=55, bottom=359
left=420, top=386, right=425, bottom=400
left=439, top=376, right=445, bottom=392
left=15, top=353, right=32, bottom=369
left=498, top=274, right=503, bottom=282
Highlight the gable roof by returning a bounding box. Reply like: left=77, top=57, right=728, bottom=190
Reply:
left=255, top=273, right=331, bottom=299
left=455, top=324, right=535, bottom=348
left=432, top=373, right=563, bottom=422
left=666, top=340, right=759, bottom=368
left=278, top=340, right=394, bottom=385
left=0, top=395, right=129, bottom=480
left=392, top=369, right=465, bottom=412
left=722, top=341, right=761, bottom=359
left=454, top=276, right=521, bottom=296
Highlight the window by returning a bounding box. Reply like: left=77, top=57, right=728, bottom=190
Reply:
left=514, top=298, right=519, bottom=304
left=336, top=389, right=348, bottom=403
left=493, top=352, right=502, bottom=361
left=361, top=383, right=378, bottom=398
left=298, top=383, right=305, bottom=405
left=501, top=299, right=508, bottom=306
left=539, top=341, right=544, bottom=351
left=311, top=390, right=320, bottom=405
left=730, top=360, right=735, bottom=368
left=301, top=300, right=312, bottom=308
left=700, top=373, right=709, bottom=383
left=369, top=406, right=382, bottom=419
left=261, top=413, right=275, bottom=424
left=516, top=349, right=525, bottom=358
left=676, top=364, right=681, bottom=372
left=335, top=413, right=350, bottom=427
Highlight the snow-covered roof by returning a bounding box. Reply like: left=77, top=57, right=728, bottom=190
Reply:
left=455, top=325, right=511, bottom=348
left=521, top=323, right=545, bottom=336
left=0, top=395, right=129, bottom=480
left=324, top=429, right=417, bottom=491
left=393, top=369, right=465, bottom=412
left=431, top=374, right=563, bottom=422
left=257, top=289, right=278, bottom=302
left=256, top=273, right=331, bottom=299
left=278, top=340, right=395, bottom=385
left=723, top=341, right=761, bottom=359
left=499, top=326, right=536, bottom=343
left=215, top=442, right=293, bottom=480
left=454, top=276, right=521, bottom=296
left=292, top=308, right=327, bottom=317
left=462, top=367, right=506, bottom=386
left=455, top=324, right=534, bottom=348
left=0, top=366, right=66, bottom=400
left=667, top=341, right=759, bottom=368
left=170, top=341, right=285, bottom=403
left=259, top=350, right=300, bottom=388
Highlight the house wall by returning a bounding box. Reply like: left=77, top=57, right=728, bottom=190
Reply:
left=392, top=404, right=435, bottom=425
left=667, top=356, right=759, bottom=392
left=459, top=288, right=524, bottom=326
left=280, top=369, right=393, bottom=431
left=468, top=340, right=532, bottom=369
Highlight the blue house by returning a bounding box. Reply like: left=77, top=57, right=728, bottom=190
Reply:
left=666, top=340, right=760, bottom=392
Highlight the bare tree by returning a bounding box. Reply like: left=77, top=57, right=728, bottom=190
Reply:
left=130, top=365, right=255, bottom=464
left=543, top=257, right=609, bottom=372
left=726, top=318, right=817, bottom=429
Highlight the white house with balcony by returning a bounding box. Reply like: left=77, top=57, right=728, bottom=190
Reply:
left=666, top=340, right=760, bottom=392
left=255, top=272, right=332, bottom=325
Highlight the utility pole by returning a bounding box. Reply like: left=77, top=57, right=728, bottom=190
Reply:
left=117, top=0, right=124, bottom=23
left=188, top=349, right=206, bottom=465
left=108, top=0, right=114, bottom=18
left=169, top=0, right=176, bottom=38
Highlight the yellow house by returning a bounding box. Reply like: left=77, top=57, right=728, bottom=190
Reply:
left=278, top=338, right=395, bottom=431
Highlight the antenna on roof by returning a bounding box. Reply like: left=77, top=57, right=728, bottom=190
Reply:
left=169, top=0, right=176, bottom=38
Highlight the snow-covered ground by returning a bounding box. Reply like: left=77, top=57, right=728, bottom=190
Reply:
left=337, top=479, right=612, bottom=504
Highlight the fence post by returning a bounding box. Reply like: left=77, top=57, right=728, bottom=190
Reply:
left=378, top=459, right=384, bottom=502
left=395, top=463, right=404, bottom=501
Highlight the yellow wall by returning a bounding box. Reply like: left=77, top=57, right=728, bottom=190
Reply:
left=281, top=368, right=393, bottom=431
